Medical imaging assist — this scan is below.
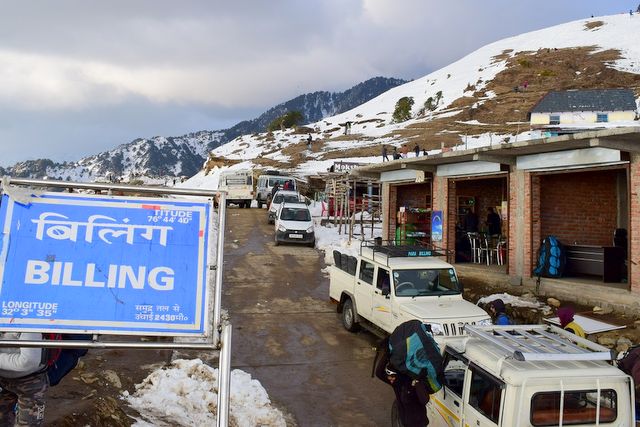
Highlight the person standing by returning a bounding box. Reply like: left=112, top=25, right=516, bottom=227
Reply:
left=0, top=332, right=48, bottom=426
left=413, top=144, right=420, bottom=157
left=306, top=133, right=312, bottom=150
left=400, top=144, right=409, bottom=159
left=486, top=207, right=501, bottom=236
left=392, top=147, right=400, bottom=160
left=382, top=145, right=389, bottom=162
left=557, top=307, right=586, bottom=338
left=488, top=299, right=512, bottom=325
left=375, top=336, right=430, bottom=427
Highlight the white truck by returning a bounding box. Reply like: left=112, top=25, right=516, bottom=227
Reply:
left=329, top=242, right=491, bottom=342
left=217, top=169, right=254, bottom=208
left=428, top=324, right=635, bottom=426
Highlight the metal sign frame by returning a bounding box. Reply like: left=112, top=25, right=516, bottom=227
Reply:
left=0, top=177, right=232, bottom=426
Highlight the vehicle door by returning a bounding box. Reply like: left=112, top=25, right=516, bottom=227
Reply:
left=354, top=260, right=375, bottom=321
left=427, top=349, right=466, bottom=426
left=463, top=364, right=505, bottom=427
left=371, top=267, right=392, bottom=331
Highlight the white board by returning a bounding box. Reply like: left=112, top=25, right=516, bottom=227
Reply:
left=544, top=314, right=626, bottom=334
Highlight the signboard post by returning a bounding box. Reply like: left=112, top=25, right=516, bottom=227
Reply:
left=0, top=177, right=232, bottom=425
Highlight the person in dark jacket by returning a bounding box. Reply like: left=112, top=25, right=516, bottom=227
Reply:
left=486, top=207, right=501, bottom=236
left=618, top=346, right=640, bottom=420
left=382, top=145, right=389, bottom=162
left=488, top=299, right=512, bottom=325
left=414, top=144, right=420, bottom=157
left=375, top=337, right=430, bottom=426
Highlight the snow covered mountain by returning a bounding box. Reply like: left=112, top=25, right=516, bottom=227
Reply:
left=0, top=77, right=406, bottom=181
left=207, top=14, right=640, bottom=179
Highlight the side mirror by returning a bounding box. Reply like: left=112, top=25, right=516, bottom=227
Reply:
left=382, top=288, right=390, bottom=297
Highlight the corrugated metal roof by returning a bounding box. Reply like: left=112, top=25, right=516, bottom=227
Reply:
left=530, top=88, right=637, bottom=113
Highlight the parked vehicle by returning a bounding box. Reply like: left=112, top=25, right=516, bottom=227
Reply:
left=217, top=169, right=254, bottom=208
left=274, top=202, right=315, bottom=247
left=427, top=324, right=634, bottom=426
left=268, top=190, right=304, bottom=224
left=329, top=241, right=491, bottom=342
left=256, top=173, right=297, bottom=208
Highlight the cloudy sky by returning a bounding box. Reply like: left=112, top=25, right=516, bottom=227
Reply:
left=0, top=1, right=633, bottom=167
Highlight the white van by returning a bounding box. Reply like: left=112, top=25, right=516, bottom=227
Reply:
left=218, top=169, right=254, bottom=208
left=274, top=202, right=315, bottom=247
left=256, top=172, right=297, bottom=208
left=427, top=324, right=635, bottom=426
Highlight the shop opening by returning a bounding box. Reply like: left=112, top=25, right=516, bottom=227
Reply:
left=533, top=167, right=628, bottom=288
left=449, top=176, right=508, bottom=270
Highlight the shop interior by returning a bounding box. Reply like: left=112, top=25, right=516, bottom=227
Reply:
left=535, top=167, right=628, bottom=287
left=450, top=176, right=509, bottom=268
left=394, top=182, right=432, bottom=246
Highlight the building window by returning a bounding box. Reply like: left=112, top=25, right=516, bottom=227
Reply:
left=549, top=115, right=560, bottom=125
left=597, top=113, right=608, bottom=123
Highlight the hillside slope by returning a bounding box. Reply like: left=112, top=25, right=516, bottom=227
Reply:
left=210, top=14, right=640, bottom=178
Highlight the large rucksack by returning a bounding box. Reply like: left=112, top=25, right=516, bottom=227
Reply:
left=533, top=235, right=565, bottom=278
left=42, top=333, right=91, bottom=386
left=388, top=320, right=444, bottom=394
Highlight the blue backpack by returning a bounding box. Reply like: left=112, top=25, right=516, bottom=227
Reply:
left=533, top=236, right=565, bottom=278
left=388, top=320, right=444, bottom=394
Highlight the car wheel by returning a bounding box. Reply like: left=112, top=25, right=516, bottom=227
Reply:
left=307, top=240, right=315, bottom=248
left=342, top=298, right=359, bottom=332
left=274, top=234, right=280, bottom=246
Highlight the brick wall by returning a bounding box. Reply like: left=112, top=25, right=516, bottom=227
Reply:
left=539, top=170, right=619, bottom=246
left=629, top=156, right=640, bottom=292
left=529, top=174, right=540, bottom=277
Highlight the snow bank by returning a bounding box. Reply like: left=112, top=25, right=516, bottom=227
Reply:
left=124, top=359, right=286, bottom=427
left=312, top=206, right=381, bottom=265
left=477, top=292, right=552, bottom=313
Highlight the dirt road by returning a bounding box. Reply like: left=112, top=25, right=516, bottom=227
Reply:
left=224, top=207, right=394, bottom=426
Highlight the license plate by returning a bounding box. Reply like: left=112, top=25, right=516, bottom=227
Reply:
left=289, top=234, right=303, bottom=239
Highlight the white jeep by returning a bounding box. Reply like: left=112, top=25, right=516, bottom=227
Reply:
left=328, top=242, right=491, bottom=342
left=428, top=324, right=635, bottom=426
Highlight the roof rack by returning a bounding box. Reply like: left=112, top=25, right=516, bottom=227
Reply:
left=465, top=324, right=615, bottom=362
left=359, top=240, right=447, bottom=266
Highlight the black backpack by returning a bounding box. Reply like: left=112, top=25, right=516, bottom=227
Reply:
left=533, top=235, right=565, bottom=278
left=388, top=320, right=444, bottom=394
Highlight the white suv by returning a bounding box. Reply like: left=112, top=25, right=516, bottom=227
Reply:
left=274, top=202, right=315, bottom=247
left=268, top=190, right=304, bottom=224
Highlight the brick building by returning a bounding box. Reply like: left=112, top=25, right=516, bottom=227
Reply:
left=354, top=127, right=640, bottom=306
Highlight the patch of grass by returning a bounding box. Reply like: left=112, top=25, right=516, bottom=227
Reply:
left=517, top=58, right=532, bottom=68
left=584, top=21, right=604, bottom=31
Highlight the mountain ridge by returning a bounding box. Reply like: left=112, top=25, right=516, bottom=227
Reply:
left=0, top=76, right=407, bottom=181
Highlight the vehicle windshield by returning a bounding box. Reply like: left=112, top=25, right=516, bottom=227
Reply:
left=392, top=268, right=461, bottom=297
left=223, top=175, right=251, bottom=186
left=273, top=194, right=299, bottom=204
left=280, top=207, right=310, bottom=222
left=268, top=177, right=294, bottom=187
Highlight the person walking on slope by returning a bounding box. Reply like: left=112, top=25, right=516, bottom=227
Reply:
left=557, top=307, right=586, bottom=338
left=382, top=145, right=389, bottom=162
left=0, top=332, right=48, bottom=426
left=488, top=299, right=512, bottom=325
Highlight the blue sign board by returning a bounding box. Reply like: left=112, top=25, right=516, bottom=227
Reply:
left=431, top=210, right=443, bottom=242
left=0, top=192, right=212, bottom=336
